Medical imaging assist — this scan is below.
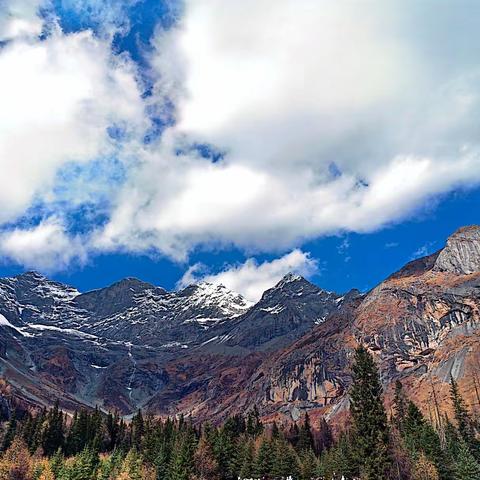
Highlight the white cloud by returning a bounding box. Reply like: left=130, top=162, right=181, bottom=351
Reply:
left=0, top=218, right=87, bottom=271
left=95, top=0, right=480, bottom=260
left=177, top=249, right=318, bottom=302
left=3, top=1, right=480, bottom=271
left=0, top=26, right=146, bottom=223
left=0, top=0, right=43, bottom=41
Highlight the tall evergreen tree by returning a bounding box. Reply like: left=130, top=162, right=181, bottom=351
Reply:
left=349, top=345, right=391, bottom=479
left=454, top=440, right=480, bottom=480
left=42, top=401, right=65, bottom=456
left=246, top=406, right=263, bottom=437
left=402, top=401, right=451, bottom=479
left=317, top=417, right=333, bottom=454
left=238, top=438, right=255, bottom=479
left=272, top=435, right=299, bottom=478
left=393, top=379, right=408, bottom=432
left=450, top=377, right=479, bottom=456
left=131, top=410, right=145, bottom=450
left=254, top=436, right=273, bottom=477
left=296, top=412, right=314, bottom=452
left=1, top=409, right=17, bottom=451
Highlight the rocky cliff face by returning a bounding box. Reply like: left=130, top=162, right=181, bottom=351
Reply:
left=434, top=225, right=480, bottom=274
left=0, top=226, right=479, bottom=425
left=231, top=226, right=480, bottom=425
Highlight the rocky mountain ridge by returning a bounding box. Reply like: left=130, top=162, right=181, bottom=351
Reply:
left=0, top=268, right=343, bottom=414
left=0, top=225, right=479, bottom=426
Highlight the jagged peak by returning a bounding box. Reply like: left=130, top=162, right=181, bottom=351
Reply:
left=109, top=277, right=156, bottom=290
left=433, top=225, right=480, bottom=275
left=275, top=272, right=306, bottom=288
left=15, top=271, right=48, bottom=281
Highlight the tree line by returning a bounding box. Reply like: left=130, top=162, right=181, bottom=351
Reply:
left=0, top=346, right=479, bottom=479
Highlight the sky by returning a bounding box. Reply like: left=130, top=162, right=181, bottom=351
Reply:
left=0, top=0, right=479, bottom=302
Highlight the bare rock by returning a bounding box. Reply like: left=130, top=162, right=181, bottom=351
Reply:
left=434, top=225, right=480, bottom=274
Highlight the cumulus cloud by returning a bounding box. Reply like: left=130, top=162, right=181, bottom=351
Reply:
left=95, top=0, right=480, bottom=261
left=0, top=24, right=146, bottom=223
left=177, top=249, right=318, bottom=302
left=0, top=218, right=87, bottom=271
left=3, top=1, right=480, bottom=272
left=0, top=0, right=43, bottom=41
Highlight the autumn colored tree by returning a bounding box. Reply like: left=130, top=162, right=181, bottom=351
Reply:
left=193, top=436, right=219, bottom=480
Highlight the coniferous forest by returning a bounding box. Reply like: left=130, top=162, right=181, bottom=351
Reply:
left=0, top=347, right=479, bottom=480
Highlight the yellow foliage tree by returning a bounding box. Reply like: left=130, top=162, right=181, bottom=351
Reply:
left=411, top=452, right=439, bottom=480
left=1, top=437, right=32, bottom=480
left=37, top=460, right=54, bottom=480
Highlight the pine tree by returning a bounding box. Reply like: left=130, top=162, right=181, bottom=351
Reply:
left=325, top=431, right=357, bottom=479
left=317, top=417, right=333, bottom=454
left=402, top=401, right=451, bottom=479
left=50, top=448, right=64, bottom=478
left=238, top=438, right=255, bottom=479
left=168, top=427, right=196, bottom=480
left=155, top=440, right=171, bottom=480
left=254, top=435, right=273, bottom=477
left=296, top=412, right=314, bottom=452
left=120, top=449, right=144, bottom=480
left=454, top=440, right=480, bottom=480
left=42, top=401, right=65, bottom=456
left=272, top=435, right=299, bottom=478
left=349, top=345, right=391, bottom=479
left=68, top=447, right=99, bottom=480
left=131, top=410, right=144, bottom=451
left=298, top=448, right=317, bottom=480
left=450, top=377, right=479, bottom=456
left=1, top=410, right=17, bottom=451
left=246, top=406, right=263, bottom=437
left=211, top=425, right=235, bottom=478
left=393, top=379, right=407, bottom=432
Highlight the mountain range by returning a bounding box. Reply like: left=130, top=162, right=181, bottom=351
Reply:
left=0, top=226, right=479, bottom=427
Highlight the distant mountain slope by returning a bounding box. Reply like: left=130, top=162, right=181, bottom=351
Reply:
left=1, top=226, right=479, bottom=426
left=0, top=268, right=337, bottom=414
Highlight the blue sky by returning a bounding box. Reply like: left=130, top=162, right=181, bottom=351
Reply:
left=0, top=1, right=479, bottom=301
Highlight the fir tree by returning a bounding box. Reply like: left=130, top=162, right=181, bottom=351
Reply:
left=211, top=425, right=235, bottom=478
left=296, top=412, right=314, bottom=452
left=246, top=406, right=263, bottom=437
left=50, top=448, right=64, bottom=478
left=402, top=401, right=451, bottom=479
left=454, top=440, right=480, bottom=480
left=1, top=409, right=17, bottom=451
left=298, top=448, right=317, bottom=480
left=169, top=427, right=196, bottom=480
left=317, top=417, right=333, bottom=454
left=238, top=438, right=255, bottom=479
left=68, top=447, right=99, bottom=480
left=42, top=401, right=65, bottom=456
left=120, top=449, right=144, bottom=480
left=349, top=345, right=391, bottom=479
left=450, top=377, right=479, bottom=456
left=131, top=410, right=144, bottom=451
left=272, top=435, right=299, bottom=478
left=393, top=379, right=408, bottom=432
left=155, top=440, right=171, bottom=480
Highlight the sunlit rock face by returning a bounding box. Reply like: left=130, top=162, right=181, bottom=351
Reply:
left=434, top=225, right=480, bottom=274
left=1, top=227, right=480, bottom=426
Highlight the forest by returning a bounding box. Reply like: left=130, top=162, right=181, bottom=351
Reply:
left=0, top=347, right=479, bottom=480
